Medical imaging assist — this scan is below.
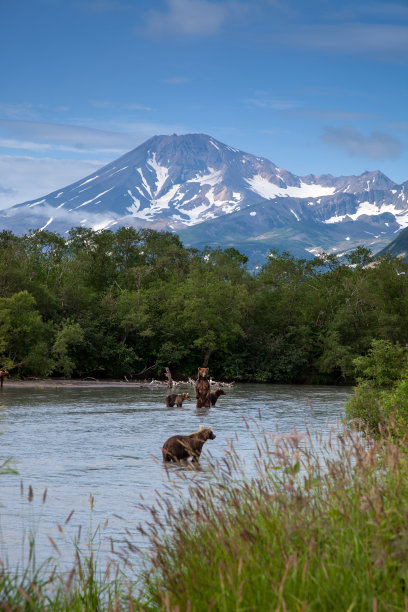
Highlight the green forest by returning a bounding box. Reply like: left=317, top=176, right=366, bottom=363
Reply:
left=1, top=226, right=407, bottom=383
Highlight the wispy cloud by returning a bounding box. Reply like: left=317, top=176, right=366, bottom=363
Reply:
left=0, top=118, right=183, bottom=155
left=0, top=156, right=103, bottom=210
left=89, top=100, right=153, bottom=111
left=328, top=2, right=408, bottom=23
left=283, top=108, right=376, bottom=121
left=387, top=121, right=408, bottom=135
left=0, top=103, right=39, bottom=121
left=278, top=23, right=408, bottom=59
left=89, top=100, right=115, bottom=109
left=245, top=94, right=299, bottom=111
left=322, top=126, right=403, bottom=160
left=126, top=104, right=154, bottom=111
left=0, top=138, right=54, bottom=152
left=0, top=119, right=135, bottom=154
left=143, top=0, right=229, bottom=37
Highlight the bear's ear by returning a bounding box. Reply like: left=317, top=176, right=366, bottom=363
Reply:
left=199, top=425, right=204, bottom=431
left=208, top=426, right=212, bottom=430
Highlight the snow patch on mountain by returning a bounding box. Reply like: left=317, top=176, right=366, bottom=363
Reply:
left=210, top=139, right=221, bottom=151
left=137, top=168, right=152, bottom=197
left=180, top=200, right=217, bottom=223
left=153, top=183, right=181, bottom=210
left=78, top=176, right=99, bottom=188
left=109, top=166, right=128, bottom=177
left=188, top=167, right=224, bottom=187
left=75, top=188, right=114, bottom=209
left=290, top=209, right=301, bottom=221
left=27, top=199, right=46, bottom=208
left=147, top=153, right=169, bottom=195
left=245, top=175, right=336, bottom=200
left=324, top=201, right=408, bottom=228
left=126, top=190, right=141, bottom=214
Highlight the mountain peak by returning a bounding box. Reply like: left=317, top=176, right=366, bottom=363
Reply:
left=0, top=133, right=405, bottom=263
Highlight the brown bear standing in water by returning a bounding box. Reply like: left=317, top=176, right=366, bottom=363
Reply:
left=0, top=369, right=9, bottom=388
left=165, top=392, right=191, bottom=408
left=210, top=388, right=226, bottom=406
left=162, top=426, right=216, bottom=462
left=195, top=367, right=210, bottom=408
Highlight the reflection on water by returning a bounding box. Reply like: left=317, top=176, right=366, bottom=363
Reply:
left=0, top=383, right=352, bottom=571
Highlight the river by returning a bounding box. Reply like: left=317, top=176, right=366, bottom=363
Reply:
left=0, top=382, right=352, bottom=575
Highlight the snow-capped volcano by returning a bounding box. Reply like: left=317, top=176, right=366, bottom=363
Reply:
left=1, top=133, right=407, bottom=259
left=0, top=134, right=342, bottom=233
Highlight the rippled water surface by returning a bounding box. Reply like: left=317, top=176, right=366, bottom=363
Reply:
left=0, top=383, right=352, bottom=572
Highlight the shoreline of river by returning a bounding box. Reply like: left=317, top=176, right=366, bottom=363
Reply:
left=1, top=377, right=172, bottom=389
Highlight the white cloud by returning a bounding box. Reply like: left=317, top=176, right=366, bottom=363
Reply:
left=322, top=127, right=403, bottom=160
left=280, top=23, right=408, bottom=58
left=245, top=94, right=299, bottom=111
left=0, top=156, right=103, bottom=210
left=126, top=104, right=153, bottom=111
left=0, top=103, right=39, bottom=121
left=89, top=100, right=153, bottom=111
left=0, top=118, right=184, bottom=155
left=143, top=0, right=228, bottom=37
left=0, top=138, right=54, bottom=152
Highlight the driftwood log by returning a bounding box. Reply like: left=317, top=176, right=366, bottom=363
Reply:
left=162, top=367, right=233, bottom=389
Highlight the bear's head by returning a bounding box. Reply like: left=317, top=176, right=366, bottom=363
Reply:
left=182, top=393, right=191, bottom=400
left=197, top=367, right=209, bottom=378
left=198, top=425, right=216, bottom=440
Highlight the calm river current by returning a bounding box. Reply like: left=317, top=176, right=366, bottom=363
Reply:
left=0, top=382, right=352, bottom=574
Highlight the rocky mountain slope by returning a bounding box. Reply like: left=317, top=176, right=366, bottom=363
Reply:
left=377, top=226, right=408, bottom=261
left=1, top=133, right=407, bottom=260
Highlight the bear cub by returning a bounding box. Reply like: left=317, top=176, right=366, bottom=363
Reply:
left=162, top=426, right=216, bottom=462
left=165, top=392, right=191, bottom=408
left=210, top=388, right=226, bottom=406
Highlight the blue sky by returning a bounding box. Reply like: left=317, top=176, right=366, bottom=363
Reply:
left=0, top=0, right=407, bottom=209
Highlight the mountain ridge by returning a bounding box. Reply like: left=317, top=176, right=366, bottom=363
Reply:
left=0, top=133, right=406, bottom=260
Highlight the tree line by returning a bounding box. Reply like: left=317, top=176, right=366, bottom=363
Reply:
left=1, top=226, right=407, bottom=383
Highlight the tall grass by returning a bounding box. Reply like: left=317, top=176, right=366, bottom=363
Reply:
left=0, top=490, right=140, bottom=611
left=136, top=421, right=408, bottom=611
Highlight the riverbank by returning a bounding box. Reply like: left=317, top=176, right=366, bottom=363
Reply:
left=1, top=378, right=172, bottom=389
left=2, top=376, right=234, bottom=390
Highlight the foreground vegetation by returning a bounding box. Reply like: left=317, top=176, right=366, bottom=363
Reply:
left=3, top=421, right=408, bottom=611
left=136, top=423, right=408, bottom=611
left=0, top=485, right=140, bottom=611
left=1, top=227, right=408, bottom=383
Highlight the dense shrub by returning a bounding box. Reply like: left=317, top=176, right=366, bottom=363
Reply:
left=346, top=339, right=408, bottom=436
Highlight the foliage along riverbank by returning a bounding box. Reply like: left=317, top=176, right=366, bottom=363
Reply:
left=346, top=338, right=408, bottom=438
left=1, top=226, right=408, bottom=385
